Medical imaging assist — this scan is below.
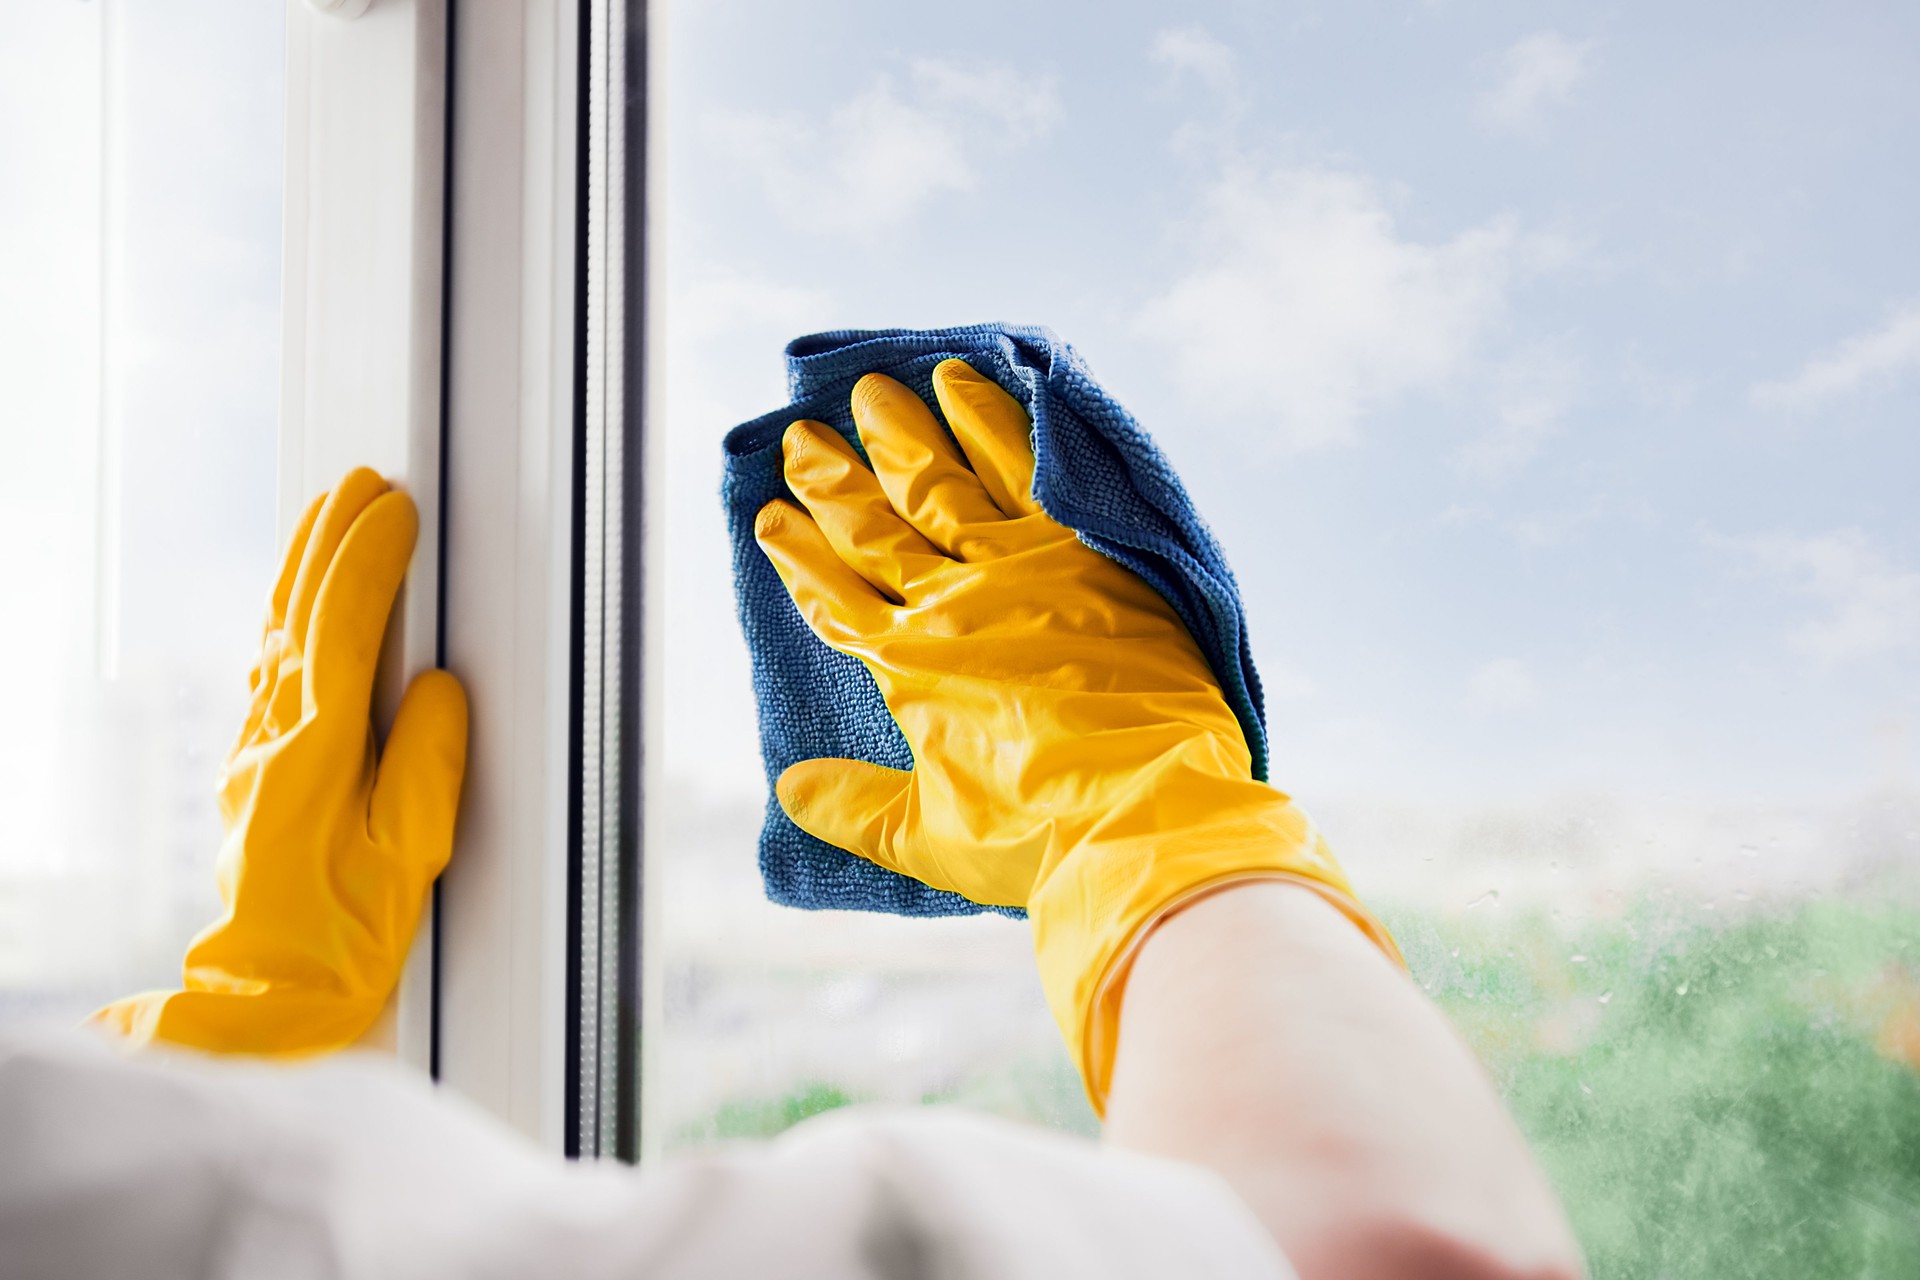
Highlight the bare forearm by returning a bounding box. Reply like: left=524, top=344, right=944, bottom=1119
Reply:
left=1102, top=881, right=1584, bottom=1280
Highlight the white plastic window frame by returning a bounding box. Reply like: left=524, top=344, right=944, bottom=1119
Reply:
left=277, top=0, right=452, bottom=1077
left=278, top=0, right=648, bottom=1157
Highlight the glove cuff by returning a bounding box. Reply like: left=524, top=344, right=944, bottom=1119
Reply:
left=1028, top=781, right=1402, bottom=1118
left=89, top=986, right=387, bottom=1057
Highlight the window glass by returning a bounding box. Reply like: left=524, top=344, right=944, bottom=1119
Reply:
left=655, top=1, right=1919, bottom=1266
left=0, top=2, right=283, bottom=1029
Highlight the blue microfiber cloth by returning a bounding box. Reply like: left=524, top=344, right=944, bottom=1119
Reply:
left=721, top=324, right=1268, bottom=917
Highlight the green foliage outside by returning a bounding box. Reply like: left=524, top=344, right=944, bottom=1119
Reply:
left=684, top=1081, right=858, bottom=1145
left=1399, top=899, right=1920, bottom=1279
left=685, top=898, right=1920, bottom=1277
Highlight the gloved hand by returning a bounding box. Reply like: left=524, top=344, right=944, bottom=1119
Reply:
left=757, top=359, right=1401, bottom=1112
left=92, top=468, right=468, bottom=1055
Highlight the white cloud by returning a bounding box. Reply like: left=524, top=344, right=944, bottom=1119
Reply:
left=658, top=265, right=839, bottom=799
left=662, top=262, right=838, bottom=479
left=1147, top=26, right=1252, bottom=165
left=1750, top=301, right=1920, bottom=411
left=711, top=60, right=1059, bottom=235
left=1471, top=658, right=1543, bottom=711
left=907, top=59, right=1061, bottom=140
left=1476, top=32, right=1595, bottom=137
left=1151, top=26, right=1240, bottom=100
left=1134, top=163, right=1547, bottom=450
left=672, top=268, right=830, bottom=346
left=1725, top=529, right=1920, bottom=664
left=1456, top=343, right=1581, bottom=481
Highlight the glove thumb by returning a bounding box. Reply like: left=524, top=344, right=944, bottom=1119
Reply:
left=776, top=757, right=913, bottom=875
left=371, top=669, right=470, bottom=880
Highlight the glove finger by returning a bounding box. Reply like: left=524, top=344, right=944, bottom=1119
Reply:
left=776, top=757, right=914, bottom=876
left=262, top=473, right=401, bottom=741
left=782, top=420, right=949, bottom=602
left=851, top=373, right=1009, bottom=558
left=305, top=490, right=419, bottom=715
left=264, top=490, right=328, bottom=655
left=235, top=491, right=328, bottom=760
left=755, top=499, right=889, bottom=649
left=930, top=359, right=1043, bottom=519
left=231, top=628, right=294, bottom=762
left=370, top=669, right=470, bottom=881
left=286, top=467, right=391, bottom=655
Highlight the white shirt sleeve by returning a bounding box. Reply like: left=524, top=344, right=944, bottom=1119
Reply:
left=0, top=1031, right=1293, bottom=1280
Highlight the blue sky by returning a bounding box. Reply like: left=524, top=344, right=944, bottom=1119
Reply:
left=662, top=0, right=1920, bottom=814
left=3, top=0, right=1911, bottom=903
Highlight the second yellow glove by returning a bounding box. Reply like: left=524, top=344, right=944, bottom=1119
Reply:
left=93, top=468, right=467, bottom=1056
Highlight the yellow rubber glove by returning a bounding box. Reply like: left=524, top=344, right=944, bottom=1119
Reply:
left=756, top=360, right=1402, bottom=1113
left=92, top=468, right=468, bottom=1055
